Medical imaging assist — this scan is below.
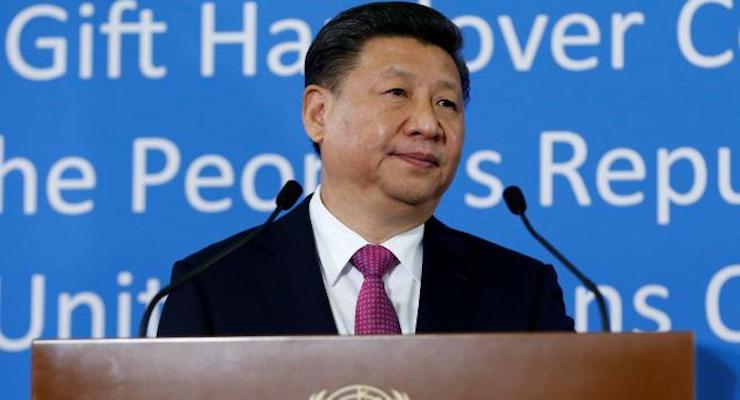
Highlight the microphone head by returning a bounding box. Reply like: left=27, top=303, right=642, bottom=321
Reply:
left=276, top=180, right=303, bottom=210
left=503, top=185, right=527, bottom=215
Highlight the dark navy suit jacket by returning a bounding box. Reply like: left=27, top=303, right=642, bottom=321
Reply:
left=158, top=196, right=574, bottom=336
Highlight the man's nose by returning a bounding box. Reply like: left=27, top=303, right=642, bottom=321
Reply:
left=406, top=99, right=442, bottom=141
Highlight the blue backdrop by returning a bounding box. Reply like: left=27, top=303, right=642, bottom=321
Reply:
left=1, top=0, right=738, bottom=398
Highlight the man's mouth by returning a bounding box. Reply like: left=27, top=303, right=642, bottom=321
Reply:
left=393, top=152, right=440, bottom=168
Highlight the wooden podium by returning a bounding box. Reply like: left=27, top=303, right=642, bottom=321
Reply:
left=32, top=333, right=694, bottom=399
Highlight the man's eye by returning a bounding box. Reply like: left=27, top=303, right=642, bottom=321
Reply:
left=385, top=88, right=407, bottom=97
left=437, top=99, right=458, bottom=111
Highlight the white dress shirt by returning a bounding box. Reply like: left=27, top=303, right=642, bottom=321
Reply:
left=309, top=186, right=423, bottom=335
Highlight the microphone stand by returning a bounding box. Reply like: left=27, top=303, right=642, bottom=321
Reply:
left=138, top=181, right=302, bottom=337
left=518, top=212, right=611, bottom=332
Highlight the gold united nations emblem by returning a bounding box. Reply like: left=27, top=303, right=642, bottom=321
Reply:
left=309, top=384, right=411, bottom=400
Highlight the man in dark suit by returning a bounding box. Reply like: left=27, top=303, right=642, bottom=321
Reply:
left=158, top=2, right=573, bottom=337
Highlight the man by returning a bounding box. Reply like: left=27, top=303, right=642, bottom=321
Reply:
left=158, top=2, right=573, bottom=337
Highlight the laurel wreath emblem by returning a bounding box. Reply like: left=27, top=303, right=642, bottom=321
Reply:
left=309, top=384, right=411, bottom=400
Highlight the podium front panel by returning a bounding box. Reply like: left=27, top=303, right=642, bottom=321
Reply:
left=32, top=333, right=694, bottom=400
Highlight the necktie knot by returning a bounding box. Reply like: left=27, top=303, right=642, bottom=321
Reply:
left=351, top=244, right=399, bottom=278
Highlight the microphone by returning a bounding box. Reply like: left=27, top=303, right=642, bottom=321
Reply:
left=138, top=180, right=303, bottom=337
left=502, top=185, right=611, bottom=332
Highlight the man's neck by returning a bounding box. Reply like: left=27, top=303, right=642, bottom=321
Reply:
left=318, top=183, right=434, bottom=244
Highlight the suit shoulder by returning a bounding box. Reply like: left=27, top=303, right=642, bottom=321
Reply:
left=174, top=195, right=311, bottom=274
left=176, top=225, right=261, bottom=272
left=427, top=217, right=547, bottom=271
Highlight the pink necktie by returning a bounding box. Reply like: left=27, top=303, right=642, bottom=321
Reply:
left=351, top=244, right=402, bottom=335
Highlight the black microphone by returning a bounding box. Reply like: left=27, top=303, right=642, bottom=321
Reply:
left=138, top=180, right=303, bottom=337
left=502, top=185, right=611, bottom=332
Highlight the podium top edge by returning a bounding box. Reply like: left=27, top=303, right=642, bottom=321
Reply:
left=32, top=331, right=694, bottom=347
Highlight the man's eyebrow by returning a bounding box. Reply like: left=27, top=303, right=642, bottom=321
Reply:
left=436, top=79, right=461, bottom=94
left=379, top=66, right=461, bottom=94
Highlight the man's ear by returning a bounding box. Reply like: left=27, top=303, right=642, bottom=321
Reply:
left=302, top=85, right=331, bottom=147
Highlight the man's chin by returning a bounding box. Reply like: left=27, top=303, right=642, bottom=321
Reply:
left=381, top=183, right=443, bottom=208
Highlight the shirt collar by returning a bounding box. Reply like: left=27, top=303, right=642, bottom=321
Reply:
left=309, top=185, right=424, bottom=286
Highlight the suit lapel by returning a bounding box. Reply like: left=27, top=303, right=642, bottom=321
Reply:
left=416, top=217, right=481, bottom=333
left=243, top=202, right=483, bottom=334
left=249, top=195, right=338, bottom=334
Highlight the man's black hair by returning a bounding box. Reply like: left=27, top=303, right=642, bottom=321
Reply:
left=304, top=2, right=469, bottom=154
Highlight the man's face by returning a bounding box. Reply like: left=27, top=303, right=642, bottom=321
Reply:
left=310, top=36, right=465, bottom=209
